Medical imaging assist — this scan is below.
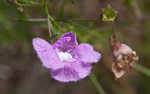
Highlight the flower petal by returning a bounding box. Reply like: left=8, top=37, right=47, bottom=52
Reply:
left=112, top=63, right=126, bottom=78
left=69, top=61, right=92, bottom=79
left=114, top=44, right=132, bottom=57
left=50, top=61, right=91, bottom=82
left=73, top=43, right=101, bottom=63
left=53, top=32, right=78, bottom=52
left=50, top=66, right=80, bottom=82
left=32, top=38, right=64, bottom=69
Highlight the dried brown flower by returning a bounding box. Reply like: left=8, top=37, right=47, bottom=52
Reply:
left=110, top=32, right=139, bottom=78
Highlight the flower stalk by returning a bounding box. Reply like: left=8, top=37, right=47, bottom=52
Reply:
left=59, top=0, right=65, bottom=19
left=89, top=73, right=106, bottom=94
left=132, top=63, right=150, bottom=77
left=42, top=0, right=61, bottom=42
left=42, top=0, right=54, bottom=43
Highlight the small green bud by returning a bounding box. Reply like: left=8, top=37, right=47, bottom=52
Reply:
left=102, top=5, right=117, bottom=22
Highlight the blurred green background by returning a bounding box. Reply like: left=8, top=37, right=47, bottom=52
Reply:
left=0, top=0, right=150, bottom=94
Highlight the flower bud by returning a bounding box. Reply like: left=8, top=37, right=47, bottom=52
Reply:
left=17, top=7, right=24, bottom=13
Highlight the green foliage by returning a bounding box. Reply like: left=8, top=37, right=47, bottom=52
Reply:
left=58, top=0, right=65, bottom=19
left=17, top=0, right=36, bottom=3
left=139, top=0, right=150, bottom=15
left=133, top=63, right=150, bottom=77
left=124, top=0, right=134, bottom=9
left=102, top=5, right=117, bottom=22
left=90, top=73, right=106, bottom=94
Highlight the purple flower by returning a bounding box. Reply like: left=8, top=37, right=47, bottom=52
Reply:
left=32, top=32, right=101, bottom=82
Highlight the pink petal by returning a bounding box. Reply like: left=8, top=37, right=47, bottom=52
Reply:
left=73, top=43, right=101, bottom=63
left=112, top=63, right=126, bottom=78
left=50, top=61, right=91, bottom=82
left=50, top=67, right=80, bottom=82
left=69, top=61, right=92, bottom=79
left=32, top=38, right=64, bottom=70
left=53, top=32, right=78, bottom=52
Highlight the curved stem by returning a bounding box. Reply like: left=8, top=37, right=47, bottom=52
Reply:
left=14, top=0, right=40, bottom=6
left=89, top=73, right=106, bottom=94
left=132, top=63, right=150, bottom=77
left=42, top=0, right=53, bottom=43
left=59, top=0, right=65, bottom=19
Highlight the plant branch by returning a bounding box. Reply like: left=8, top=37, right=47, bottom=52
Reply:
left=14, top=0, right=41, bottom=6
left=89, top=73, right=106, bottom=94
left=132, top=63, right=150, bottom=77
left=133, top=0, right=142, bottom=20
left=16, top=18, right=99, bottom=22
left=42, top=0, right=53, bottom=42
left=58, top=0, right=65, bottom=19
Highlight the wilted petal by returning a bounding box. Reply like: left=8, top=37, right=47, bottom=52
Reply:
left=53, top=32, right=78, bottom=52
left=73, top=43, right=101, bottom=63
left=32, top=38, right=64, bottom=69
left=112, top=63, right=126, bottom=78
left=114, top=44, right=132, bottom=57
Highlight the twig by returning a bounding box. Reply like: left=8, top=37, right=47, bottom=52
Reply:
left=25, top=18, right=47, bottom=22
left=16, top=18, right=99, bottom=22
left=133, top=0, right=142, bottom=20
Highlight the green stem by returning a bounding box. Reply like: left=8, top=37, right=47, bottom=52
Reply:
left=89, top=73, right=106, bottom=94
left=14, top=0, right=40, bottom=6
left=58, top=0, right=65, bottom=19
left=42, top=0, right=54, bottom=43
left=132, top=63, right=150, bottom=77
left=14, top=0, right=24, bottom=6
left=43, top=0, right=60, bottom=31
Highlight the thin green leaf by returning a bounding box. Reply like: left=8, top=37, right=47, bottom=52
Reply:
left=59, top=0, right=65, bottom=19
left=132, top=63, right=150, bottom=77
